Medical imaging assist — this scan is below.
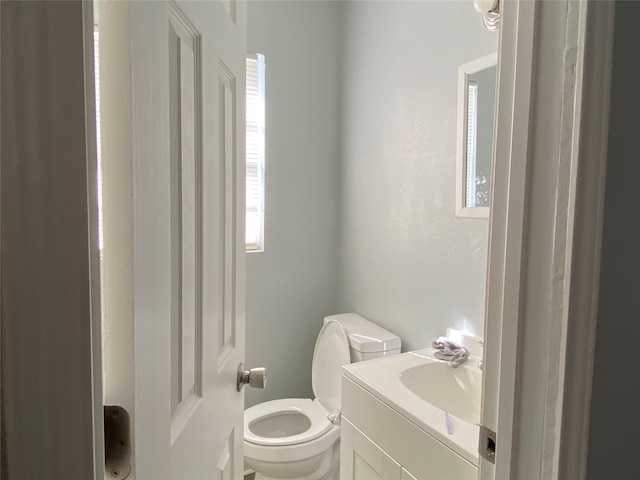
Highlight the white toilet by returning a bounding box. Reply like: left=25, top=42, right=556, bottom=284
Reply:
left=244, top=313, right=401, bottom=480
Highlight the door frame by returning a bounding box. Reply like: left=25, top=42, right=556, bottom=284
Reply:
left=481, top=0, right=614, bottom=478
left=0, top=1, right=104, bottom=478
left=0, top=0, right=616, bottom=478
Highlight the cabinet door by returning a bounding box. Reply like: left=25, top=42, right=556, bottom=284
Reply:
left=341, top=418, right=402, bottom=480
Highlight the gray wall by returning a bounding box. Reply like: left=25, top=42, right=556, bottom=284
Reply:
left=1, top=2, right=101, bottom=477
left=336, top=1, right=497, bottom=351
left=245, top=0, right=343, bottom=407
left=245, top=1, right=498, bottom=406
left=586, top=1, right=640, bottom=478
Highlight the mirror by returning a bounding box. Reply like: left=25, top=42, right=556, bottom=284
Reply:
left=456, top=53, right=497, bottom=218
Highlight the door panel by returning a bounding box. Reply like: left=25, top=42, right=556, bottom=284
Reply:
left=168, top=4, right=204, bottom=440
left=130, top=1, right=246, bottom=478
left=218, top=58, right=238, bottom=369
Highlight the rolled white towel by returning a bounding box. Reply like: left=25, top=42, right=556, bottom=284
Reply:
left=432, top=336, right=463, bottom=353
left=432, top=336, right=469, bottom=368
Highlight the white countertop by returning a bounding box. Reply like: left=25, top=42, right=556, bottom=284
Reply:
left=342, top=348, right=481, bottom=466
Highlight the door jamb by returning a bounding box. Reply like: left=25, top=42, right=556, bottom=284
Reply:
left=83, top=1, right=107, bottom=477
left=482, top=0, right=614, bottom=477
left=556, top=2, right=615, bottom=477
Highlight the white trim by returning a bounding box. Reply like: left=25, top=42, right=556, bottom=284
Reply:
left=482, top=0, right=614, bottom=478
left=131, top=2, right=173, bottom=476
left=557, top=2, right=614, bottom=477
left=97, top=1, right=137, bottom=477
left=480, top=0, right=535, bottom=477
left=457, top=205, right=490, bottom=219
left=83, top=1, right=106, bottom=477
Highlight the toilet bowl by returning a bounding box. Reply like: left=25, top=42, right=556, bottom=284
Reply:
left=244, top=314, right=401, bottom=480
left=244, top=400, right=341, bottom=479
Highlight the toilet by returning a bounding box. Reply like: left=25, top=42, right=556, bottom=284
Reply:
left=244, top=313, right=401, bottom=480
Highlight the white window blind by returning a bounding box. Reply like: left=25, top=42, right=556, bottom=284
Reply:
left=246, top=54, right=266, bottom=251
left=94, top=27, right=104, bottom=251
left=465, top=82, right=478, bottom=207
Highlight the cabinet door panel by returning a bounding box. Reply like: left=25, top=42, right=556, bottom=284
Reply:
left=342, top=377, right=477, bottom=479
left=342, top=418, right=402, bottom=480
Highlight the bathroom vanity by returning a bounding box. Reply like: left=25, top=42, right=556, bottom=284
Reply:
left=340, top=348, right=482, bottom=480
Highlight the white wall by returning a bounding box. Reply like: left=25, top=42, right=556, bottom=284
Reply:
left=337, top=1, right=498, bottom=351
left=245, top=1, right=498, bottom=404
left=245, top=0, right=343, bottom=407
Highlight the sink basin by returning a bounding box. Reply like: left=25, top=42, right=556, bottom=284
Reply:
left=343, top=347, right=484, bottom=465
left=399, top=361, right=482, bottom=424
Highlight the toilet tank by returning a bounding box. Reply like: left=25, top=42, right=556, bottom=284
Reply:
left=324, top=313, right=401, bottom=362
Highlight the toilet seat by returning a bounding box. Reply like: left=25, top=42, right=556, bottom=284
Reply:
left=311, top=320, right=351, bottom=419
left=243, top=316, right=403, bottom=480
left=245, top=398, right=332, bottom=446
left=244, top=320, right=351, bottom=449
left=243, top=320, right=351, bottom=479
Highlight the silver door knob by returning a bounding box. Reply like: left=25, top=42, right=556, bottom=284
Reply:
left=237, top=363, right=267, bottom=392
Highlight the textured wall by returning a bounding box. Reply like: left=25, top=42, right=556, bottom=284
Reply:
left=245, top=0, right=498, bottom=407
left=337, top=1, right=497, bottom=351
left=245, top=1, right=343, bottom=407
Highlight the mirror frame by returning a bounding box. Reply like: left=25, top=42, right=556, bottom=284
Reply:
left=455, top=52, right=498, bottom=218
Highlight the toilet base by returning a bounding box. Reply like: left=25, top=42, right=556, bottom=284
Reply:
left=254, top=469, right=338, bottom=480
left=254, top=464, right=338, bottom=480
left=249, top=439, right=340, bottom=480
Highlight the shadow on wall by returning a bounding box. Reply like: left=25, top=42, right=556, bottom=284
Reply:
left=586, top=1, right=640, bottom=479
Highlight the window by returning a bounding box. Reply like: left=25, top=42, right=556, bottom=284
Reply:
left=246, top=54, right=266, bottom=252
left=465, top=81, right=478, bottom=207
left=94, top=27, right=104, bottom=252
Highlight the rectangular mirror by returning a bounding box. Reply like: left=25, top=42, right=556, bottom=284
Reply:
left=456, top=53, right=497, bottom=218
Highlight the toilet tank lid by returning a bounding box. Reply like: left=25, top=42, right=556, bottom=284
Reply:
left=324, top=313, right=401, bottom=353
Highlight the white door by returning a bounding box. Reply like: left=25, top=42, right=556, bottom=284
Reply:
left=129, top=1, right=247, bottom=478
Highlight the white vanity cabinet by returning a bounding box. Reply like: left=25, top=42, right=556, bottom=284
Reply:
left=341, top=417, right=402, bottom=479
left=340, top=375, right=477, bottom=480
left=341, top=418, right=419, bottom=480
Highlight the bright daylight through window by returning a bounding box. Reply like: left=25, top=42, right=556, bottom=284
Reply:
left=466, top=82, right=478, bottom=206
left=246, top=54, right=266, bottom=252
left=94, top=27, right=104, bottom=253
